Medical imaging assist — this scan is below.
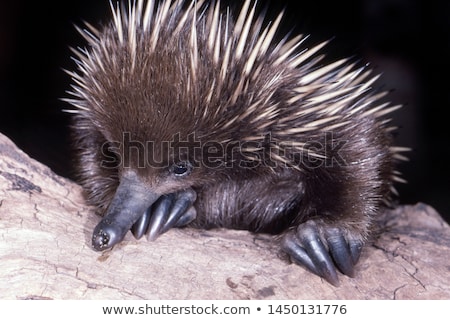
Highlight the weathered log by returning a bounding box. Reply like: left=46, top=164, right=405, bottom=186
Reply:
left=0, top=132, right=449, bottom=299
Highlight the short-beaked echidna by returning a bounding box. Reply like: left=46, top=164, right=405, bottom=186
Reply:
left=64, top=0, right=407, bottom=286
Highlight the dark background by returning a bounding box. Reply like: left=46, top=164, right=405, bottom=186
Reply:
left=0, top=0, right=448, bottom=221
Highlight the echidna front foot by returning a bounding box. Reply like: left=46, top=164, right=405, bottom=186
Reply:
left=281, top=220, right=363, bottom=286
left=131, top=188, right=197, bottom=241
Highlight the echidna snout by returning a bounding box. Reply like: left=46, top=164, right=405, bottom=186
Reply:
left=92, top=170, right=198, bottom=250
left=91, top=170, right=161, bottom=250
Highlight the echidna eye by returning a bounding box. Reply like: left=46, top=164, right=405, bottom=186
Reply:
left=171, top=161, right=192, bottom=177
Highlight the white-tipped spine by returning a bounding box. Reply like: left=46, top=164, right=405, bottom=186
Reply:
left=142, top=0, right=155, bottom=32
left=110, top=1, right=124, bottom=44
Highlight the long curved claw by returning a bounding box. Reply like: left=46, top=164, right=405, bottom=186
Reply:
left=146, top=193, right=177, bottom=240
left=171, top=206, right=197, bottom=228
left=349, top=240, right=364, bottom=264
left=281, top=220, right=363, bottom=286
left=325, top=228, right=356, bottom=278
left=159, top=190, right=197, bottom=235
left=131, top=207, right=152, bottom=239
left=130, top=188, right=197, bottom=241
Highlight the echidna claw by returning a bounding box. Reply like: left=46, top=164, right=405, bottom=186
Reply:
left=281, top=220, right=363, bottom=287
left=131, top=188, right=197, bottom=241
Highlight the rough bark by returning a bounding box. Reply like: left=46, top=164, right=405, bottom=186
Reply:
left=0, top=132, right=449, bottom=299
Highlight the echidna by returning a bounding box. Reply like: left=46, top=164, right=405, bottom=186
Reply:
left=64, top=0, right=406, bottom=286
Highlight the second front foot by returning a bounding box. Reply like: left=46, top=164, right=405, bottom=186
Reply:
left=131, top=188, right=197, bottom=241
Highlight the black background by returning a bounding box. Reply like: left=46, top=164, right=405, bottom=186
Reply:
left=0, top=0, right=448, bottom=221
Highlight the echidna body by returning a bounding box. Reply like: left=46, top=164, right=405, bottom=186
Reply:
left=65, top=0, right=405, bottom=286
